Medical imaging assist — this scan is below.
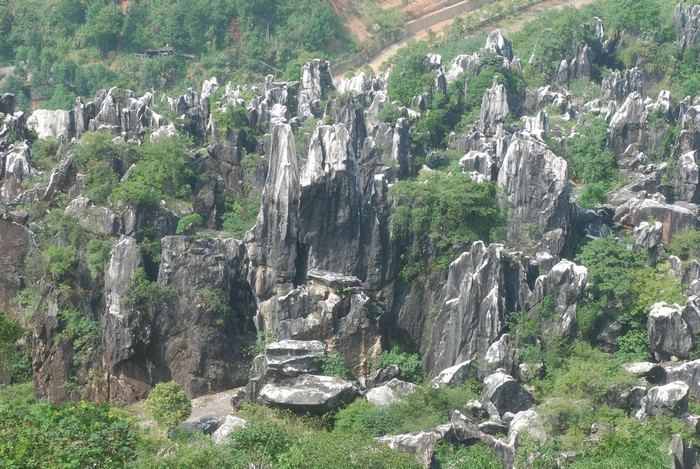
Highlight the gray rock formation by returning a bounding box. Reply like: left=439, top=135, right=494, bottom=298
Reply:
left=211, top=415, right=247, bottom=445
left=609, top=91, right=647, bottom=155
left=675, top=5, right=700, bottom=54
left=479, top=76, right=509, bottom=136
left=297, top=59, right=335, bottom=121
left=669, top=433, right=699, bottom=469
left=459, top=150, right=496, bottom=182
left=601, top=68, right=644, bottom=103
left=481, top=371, right=534, bottom=416
left=497, top=132, right=569, bottom=256
left=613, top=197, right=698, bottom=246
left=552, top=43, right=594, bottom=85
left=648, top=302, right=693, bottom=361
left=636, top=381, right=689, bottom=421
left=678, top=151, right=700, bottom=203
left=0, top=216, right=35, bottom=311
left=168, top=88, right=208, bottom=141
left=377, top=424, right=452, bottom=467
left=426, top=242, right=586, bottom=373
left=430, top=360, right=475, bottom=388
left=365, top=378, right=415, bottom=406
left=483, top=29, right=513, bottom=61
left=101, top=236, right=256, bottom=402
left=633, top=221, right=663, bottom=250
left=483, top=334, right=519, bottom=378
left=1, top=142, right=36, bottom=203
left=257, top=374, right=357, bottom=413
left=666, top=359, right=700, bottom=398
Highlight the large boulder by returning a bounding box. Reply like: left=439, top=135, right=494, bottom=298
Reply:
left=257, top=374, right=357, bottom=413
left=648, top=302, right=693, bottom=361
left=377, top=424, right=452, bottom=468
left=481, top=371, right=535, bottom=416
left=613, top=197, right=698, bottom=246
left=365, top=378, right=415, bottom=407
left=636, top=381, right=689, bottom=420
left=665, top=359, right=700, bottom=397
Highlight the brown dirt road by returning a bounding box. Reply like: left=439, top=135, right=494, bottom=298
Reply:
left=364, top=0, right=598, bottom=74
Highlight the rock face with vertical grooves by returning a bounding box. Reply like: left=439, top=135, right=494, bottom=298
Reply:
left=425, top=241, right=586, bottom=375
left=497, top=132, right=569, bottom=257
left=297, top=59, right=335, bottom=121
left=479, top=76, right=509, bottom=136
left=100, top=236, right=256, bottom=402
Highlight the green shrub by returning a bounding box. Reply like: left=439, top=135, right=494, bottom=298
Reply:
left=566, top=116, right=618, bottom=185
left=434, top=442, right=501, bottom=468
left=0, top=391, right=138, bottom=468
left=389, top=171, right=506, bottom=281
left=85, top=239, right=113, bottom=279
left=222, top=193, right=261, bottom=239
left=577, top=181, right=609, bottom=209
left=56, top=308, right=102, bottom=366
left=0, top=312, right=24, bottom=378
left=123, top=268, right=175, bottom=318
left=43, top=245, right=76, bottom=281
left=316, top=350, right=349, bottom=379
left=144, top=381, right=192, bottom=431
left=379, top=346, right=423, bottom=383
left=176, top=213, right=204, bottom=235
left=386, top=41, right=433, bottom=107
left=668, top=227, right=700, bottom=261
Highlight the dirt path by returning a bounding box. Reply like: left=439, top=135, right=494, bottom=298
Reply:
left=364, top=0, right=597, bottom=74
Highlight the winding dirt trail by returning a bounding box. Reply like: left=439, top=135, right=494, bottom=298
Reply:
left=364, top=0, right=598, bottom=74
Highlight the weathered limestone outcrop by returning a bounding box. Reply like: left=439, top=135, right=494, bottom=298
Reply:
left=613, top=197, right=698, bottom=245
left=425, top=241, right=586, bottom=374
left=633, top=220, right=663, bottom=250
left=497, top=132, right=569, bottom=256
left=675, top=4, right=700, bottom=53
left=552, top=43, right=594, bottom=85
left=636, top=381, right=690, bottom=421
left=258, top=374, right=357, bottom=413
left=483, top=29, right=513, bottom=61
left=297, top=59, right=335, bottom=121
left=666, top=359, right=700, bottom=397
left=601, top=68, right=644, bottom=103
left=609, top=91, right=647, bottom=155
left=482, top=371, right=534, bottom=416
left=168, top=88, right=208, bottom=141
left=100, top=236, right=256, bottom=402
left=648, top=302, right=693, bottom=361
left=1, top=142, right=36, bottom=203
left=678, top=151, right=700, bottom=203
left=366, top=378, right=415, bottom=406
left=0, top=216, right=34, bottom=311
left=479, top=76, right=509, bottom=136
left=27, top=109, right=72, bottom=140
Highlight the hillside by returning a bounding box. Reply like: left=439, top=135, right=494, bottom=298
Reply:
left=3, top=0, right=700, bottom=467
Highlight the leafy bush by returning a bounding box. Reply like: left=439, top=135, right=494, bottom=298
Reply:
left=57, top=308, right=102, bottom=366
left=668, top=227, right=700, bottom=260
left=316, top=350, right=349, bottom=380
left=144, top=381, right=192, bottom=431
left=386, top=41, right=433, bottom=107
left=577, top=181, right=609, bottom=209
left=43, top=245, right=76, bottom=281
left=434, top=442, right=502, bottom=468
left=566, top=116, right=617, bottom=185
left=123, top=268, right=175, bottom=318
left=85, top=239, right=113, bottom=279
left=176, top=213, right=204, bottom=235
left=0, top=312, right=24, bottom=378
left=0, top=387, right=138, bottom=468
left=379, top=346, right=423, bottom=383
left=389, top=171, right=506, bottom=281
left=222, top=193, right=261, bottom=238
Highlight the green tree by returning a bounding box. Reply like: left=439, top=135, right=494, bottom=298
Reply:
left=82, top=2, right=123, bottom=55
left=386, top=41, right=433, bottom=107
left=144, top=381, right=192, bottom=431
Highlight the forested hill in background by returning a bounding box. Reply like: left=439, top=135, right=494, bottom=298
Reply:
left=0, top=0, right=356, bottom=110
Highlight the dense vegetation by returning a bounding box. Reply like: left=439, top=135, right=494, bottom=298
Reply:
left=0, top=0, right=355, bottom=110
